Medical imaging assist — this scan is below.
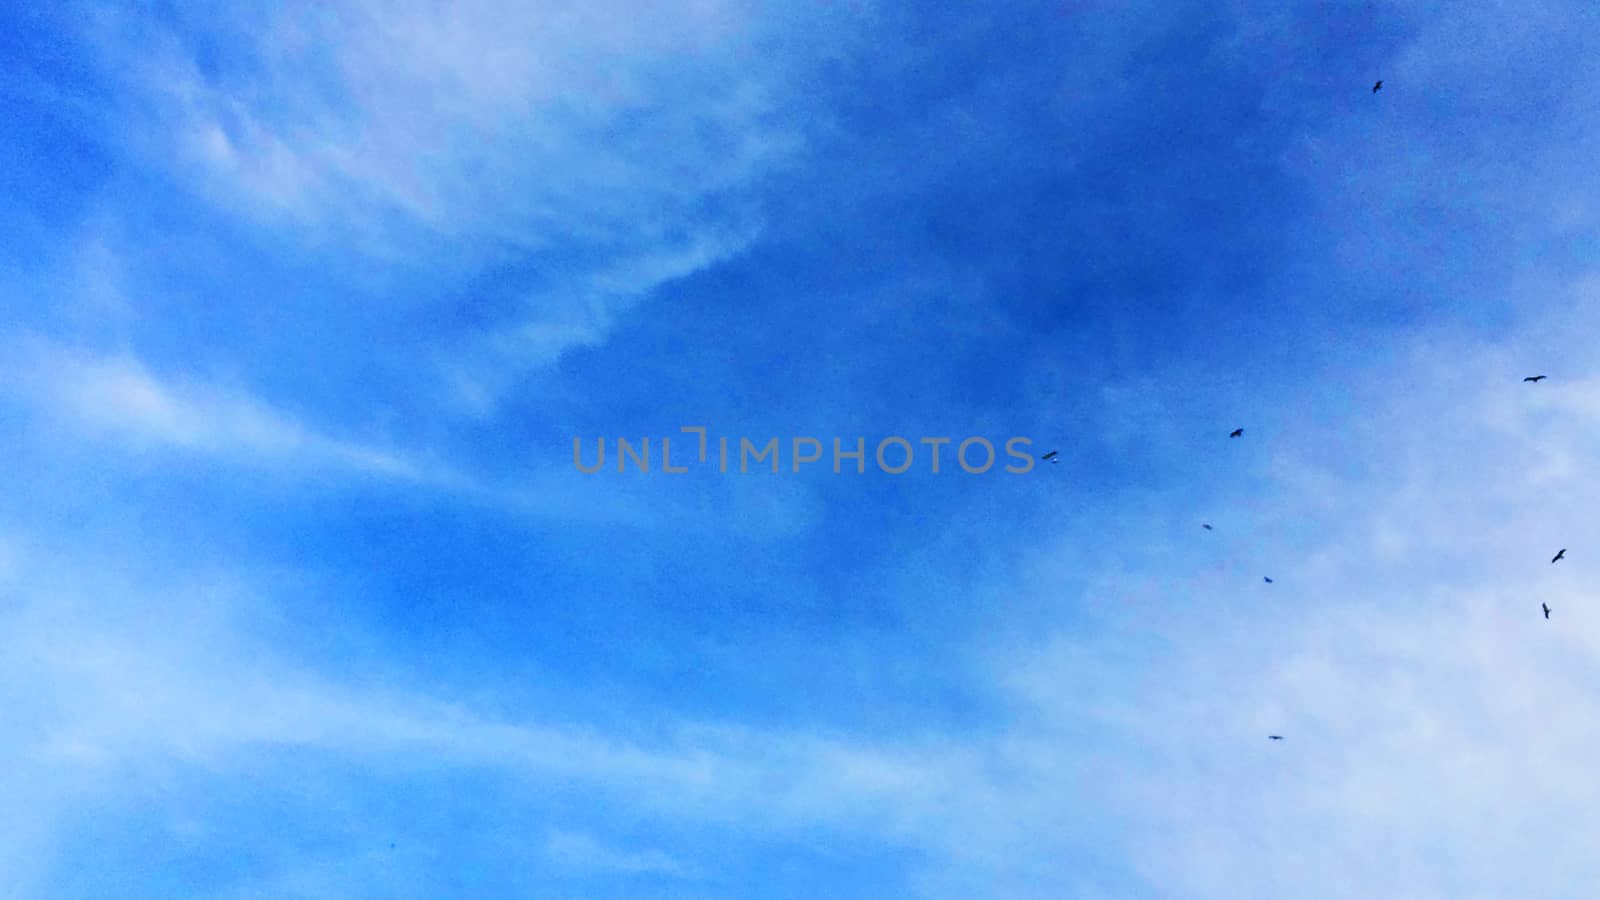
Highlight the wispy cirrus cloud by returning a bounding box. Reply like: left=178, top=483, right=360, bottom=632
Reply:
left=0, top=534, right=1032, bottom=893
left=542, top=830, right=696, bottom=879
left=77, top=1, right=852, bottom=404
left=4, top=340, right=450, bottom=483
left=133, top=1, right=793, bottom=240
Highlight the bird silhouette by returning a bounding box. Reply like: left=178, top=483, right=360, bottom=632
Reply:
left=1372, top=80, right=1383, bottom=93
left=1263, top=576, right=1274, bottom=584
left=1202, top=523, right=1213, bottom=531
left=1229, top=428, right=1244, bottom=438
left=1543, top=603, right=1551, bottom=619
left=1524, top=375, right=1547, bottom=382
left=1268, top=735, right=1284, bottom=740
left=1553, top=549, right=1567, bottom=564
left=1041, top=450, right=1059, bottom=464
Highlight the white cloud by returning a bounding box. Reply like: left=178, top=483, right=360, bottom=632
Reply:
left=0, top=547, right=1004, bottom=895
left=542, top=830, right=694, bottom=879
left=983, top=272, right=1600, bottom=897
left=83, top=1, right=829, bottom=402
left=6, top=340, right=448, bottom=483
left=445, top=225, right=757, bottom=410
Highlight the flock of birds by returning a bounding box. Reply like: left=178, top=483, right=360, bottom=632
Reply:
left=1219, top=383, right=1566, bottom=626
left=1029, top=75, right=1564, bottom=740
left=1529, top=378, right=1562, bottom=620
left=1037, top=368, right=1564, bottom=741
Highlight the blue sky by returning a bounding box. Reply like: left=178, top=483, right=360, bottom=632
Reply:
left=4, top=1, right=1600, bottom=897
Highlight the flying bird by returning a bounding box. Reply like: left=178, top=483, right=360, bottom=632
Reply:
left=1543, top=603, right=1551, bottom=620
left=1229, top=428, right=1244, bottom=438
left=1041, top=450, right=1059, bottom=463
left=1202, top=523, right=1213, bottom=531
left=1372, top=79, right=1383, bottom=93
left=1268, top=735, right=1284, bottom=741
left=1524, top=375, right=1547, bottom=382
left=1553, top=548, right=1567, bottom=564
left=1263, top=576, right=1274, bottom=584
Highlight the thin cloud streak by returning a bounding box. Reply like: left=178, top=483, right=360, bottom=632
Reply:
left=5, top=339, right=452, bottom=484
